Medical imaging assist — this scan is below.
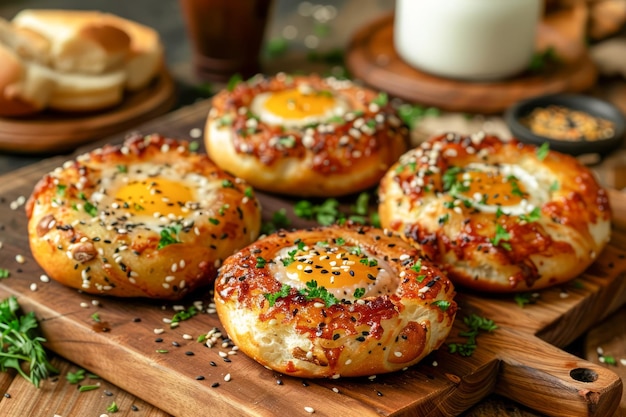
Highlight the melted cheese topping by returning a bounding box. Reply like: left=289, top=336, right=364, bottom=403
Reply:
left=114, top=178, right=193, bottom=217
left=271, top=243, right=396, bottom=300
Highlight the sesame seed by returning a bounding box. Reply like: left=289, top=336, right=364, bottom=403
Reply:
left=154, top=328, right=165, bottom=335
left=29, top=283, right=37, bottom=291
left=304, top=406, right=315, bottom=413
left=15, top=254, right=25, bottom=264
left=224, top=373, right=231, bottom=382
left=40, top=274, right=50, bottom=283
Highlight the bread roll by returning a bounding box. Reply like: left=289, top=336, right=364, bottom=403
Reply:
left=12, top=9, right=132, bottom=74
left=0, top=43, right=55, bottom=116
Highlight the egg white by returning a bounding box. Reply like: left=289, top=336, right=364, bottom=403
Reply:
left=250, top=87, right=351, bottom=128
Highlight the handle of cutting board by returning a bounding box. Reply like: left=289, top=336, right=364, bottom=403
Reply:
left=492, top=327, right=622, bottom=417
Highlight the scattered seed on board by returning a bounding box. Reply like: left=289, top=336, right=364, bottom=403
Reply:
left=15, top=254, right=25, bottom=264
left=40, top=274, right=50, bottom=283
left=304, top=406, right=315, bottom=413
left=29, top=283, right=37, bottom=292
left=224, top=373, right=231, bottom=382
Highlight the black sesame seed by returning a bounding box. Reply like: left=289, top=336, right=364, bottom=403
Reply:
left=212, top=382, right=220, bottom=388
left=132, top=317, right=141, bottom=323
left=185, top=351, right=194, bottom=356
left=302, top=380, right=309, bottom=387
left=223, top=357, right=231, bottom=363
left=155, top=338, right=163, bottom=343
left=104, top=390, right=113, bottom=396
left=4, top=393, right=10, bottom=398
left=376, top=390, right=383, bottom=397
left=210, top=361, right=217, bottom=367
left=276, top=379, right=283, bottom=385
left=196, top=376, right=205, bottom=380
left=172, top=341, right=180, bottom=347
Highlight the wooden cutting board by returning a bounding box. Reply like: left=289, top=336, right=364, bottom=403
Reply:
left=0, top=99, right=624, bottom=417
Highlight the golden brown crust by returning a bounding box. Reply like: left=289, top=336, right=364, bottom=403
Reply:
left=204, top=73, right=409, bottom=197
left=26, top=133, right=262, bottom=300
left=214, top=224, right=457, bottom=378
left=378, top=132, right=612, bottom=292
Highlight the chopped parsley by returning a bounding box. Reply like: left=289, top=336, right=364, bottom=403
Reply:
left=371, top=92, right=388, bottom=107
left=536, top=142, right=550, bottom=161
left=227, top=73, right=243, bottom=91
left=157, top=224, right=182, bottom=249
left=116, top=165, right=128, bottom=173
left=490, top=224, right=512, bottom=251
left=353, top=288, right=366, bottom=299
left=66, top=369, right=86, bottom=384
left=514, top=292, right=539, bottom=308
left=447, top=314, right=498, bottom=357
left=261, top=208, right=291, bottom=235
left=431, top=300, right=452, bottom=312
left=83, top=201, right=98, bottom=217
left=222, top=179, right=235, bottom=188
left=171, top=306, right=198, bottom=325
left=397, top=103, right=440, bottom=130
left=299, top=280, right=339, bottom=307
left=264, top=284, right=291, bottom=307
left=255, top=256, right=267, bottom=268
left=519, top=207, right=541, bottom=223
left=0, top=269, right=9, bottom=279
left=107, top=402, right=119, bottom=413
left=90, top=312, right=101, bottom=323
left=56, top=184, right=67, bottom=196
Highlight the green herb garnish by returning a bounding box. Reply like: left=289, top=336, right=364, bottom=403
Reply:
left=371, top=92, right=388, bottom=107
left=157, top=224, right=182, bottom=249
left=353, top=288, right=366, bottom=299
left=490, top=224, right=512, bottom=250
left=536, top=142, right=550, bottom=161
left=264, top=284, right=291, bottom=307
left=227, top=74, right=243, bottom=91
left=447, top=313, right=498, bottom=357
left=0, top=296, right=57, bottom=387
left=107, top=402, right=119, bottom=413
left=255, top=257, right=267, bottom=268
left=519, top=207, right=541, bottom=223
left=78, top=384, right=100, bottom=392
left=299, top=280, right=339, bottom=307
left=83, top=201, right=98, bottom=217
left=0, top=269, right=9, bottom=279
left=431, top=300, right=452, bottom=312
left=66, top=369, right=86, bottom=384
left=397, top=104, right=440, bottom=130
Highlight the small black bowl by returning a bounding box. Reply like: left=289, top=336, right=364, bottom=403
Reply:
left=504, top=93, right=626, bottom=157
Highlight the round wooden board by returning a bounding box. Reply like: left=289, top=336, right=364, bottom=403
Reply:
left=0, top=69, right=177, bottom=154
left=345, top=14, right=598, bottom=114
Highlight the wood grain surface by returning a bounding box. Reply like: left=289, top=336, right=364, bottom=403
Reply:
left=345, top=14, right=598, bottom=114
left=0, top=100, right=624, bottom=417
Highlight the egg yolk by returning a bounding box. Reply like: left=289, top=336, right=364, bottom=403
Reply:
left=263, top=88, right=337, bottom=120
left=285, top=249, right=379, bottom=289
left=115, top=178, right=193, bottom=217
left=458, top=171, right=527, bottom=206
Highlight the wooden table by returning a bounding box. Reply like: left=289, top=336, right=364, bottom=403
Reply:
left=0, top=1, right=625, bottom=416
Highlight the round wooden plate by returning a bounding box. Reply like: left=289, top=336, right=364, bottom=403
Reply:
left=346, top=14, right=598, bottom=114
left=0, top=68, right=177, bottom=154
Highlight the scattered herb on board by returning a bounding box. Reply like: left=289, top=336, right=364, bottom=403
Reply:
left=66, top=369, right=86, bottom=384
left=293, top=192, right=379, bottom=226
left=171, top=306, right=198, bottom=326
left=107, top=401, right=119, bottom=413
left=447, top=313, right=498, bottom=357
left=261, top=208, right=292, bottom=235
left=513, top=292, right=539, bottom=308
left=0, top=296, right=58, bottom=387
left=0, top=268, right=9, bottom=278
left=79, top=384, right=100, bottom=392
left=397, top=104, right=441, bottom=130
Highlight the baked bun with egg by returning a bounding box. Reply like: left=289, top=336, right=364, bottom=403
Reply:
left=378, top=132, right=612, bottom=293
left=204, top=73, right=409, bottom=197
left=26, top=133, right=262, bottom=300
left=214, top=223, right=457, bottom=378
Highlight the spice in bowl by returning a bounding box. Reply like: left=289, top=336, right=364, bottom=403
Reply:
left=521, top=104, right=615, bottom=142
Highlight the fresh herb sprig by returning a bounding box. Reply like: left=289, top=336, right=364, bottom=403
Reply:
left=293, top=192, right=379, bottom=227
left=447, top=313, right=498, bottom=357
left=0, top=296, right=57, bottom=387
